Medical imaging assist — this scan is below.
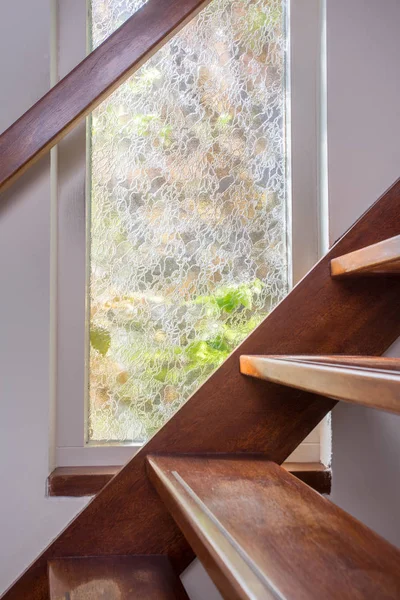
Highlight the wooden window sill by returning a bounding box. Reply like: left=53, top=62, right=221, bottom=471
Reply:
left=48, top=462, right=331, bottom=497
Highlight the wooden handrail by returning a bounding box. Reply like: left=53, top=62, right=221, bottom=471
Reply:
left=0, top=0, right=211, bottom=194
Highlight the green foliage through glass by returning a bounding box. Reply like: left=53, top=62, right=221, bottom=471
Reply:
left=89, top=0, right=288, bottom=442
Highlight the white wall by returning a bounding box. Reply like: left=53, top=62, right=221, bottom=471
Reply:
left=0, top=1, right=88, bottom=593
left=327, top=0, right=400, bottom=547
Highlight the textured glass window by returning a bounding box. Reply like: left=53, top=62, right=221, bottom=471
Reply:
left=88, top=0, right=288, bottom=443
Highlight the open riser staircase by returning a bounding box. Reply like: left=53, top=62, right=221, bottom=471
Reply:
left=1, top=0, right=400, bottom=597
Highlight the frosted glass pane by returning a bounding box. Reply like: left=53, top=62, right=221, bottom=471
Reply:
left=88, top=0, right=288, bottom=442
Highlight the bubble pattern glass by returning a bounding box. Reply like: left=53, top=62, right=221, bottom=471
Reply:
left=89, top=0, right=288, bottom=442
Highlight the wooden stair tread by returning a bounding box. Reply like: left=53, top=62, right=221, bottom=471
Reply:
left=47, top=462, right=331, bottom=497
left=48, top=556, right=189, bottom=600
left=147, top=455, right=400, bottom=600
left=240, top=355, right=400, bottom=414
left=331, top=234, right=400, bottom=277
left=254, top=354, right=400, bottom=372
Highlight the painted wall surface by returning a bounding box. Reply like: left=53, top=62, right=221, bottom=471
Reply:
left=0, top=1, right=88, bottom=593
left=327, top=0, right=400, bottom=547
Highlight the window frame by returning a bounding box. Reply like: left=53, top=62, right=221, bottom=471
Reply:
left=52, top=0, right=328, bottom=468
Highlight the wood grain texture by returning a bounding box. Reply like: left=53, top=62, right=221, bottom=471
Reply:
left=0, top=0, right=211, bottom=194
left=47, top=463, right=331, bottom=497
left=240, top=355, right=400, bottom=414
left=3, top=179, right=400, bottom=600
left=260, top=355, right=400, bottom=371
left=331, top=234, right=400, bottom=276
left=48, top=556, right=189, bottom=599
left=284, top=462, right=331, bottom=494
left=47, top=467, right=120, bottom=497
left=147, top=455, right=400, bottom=600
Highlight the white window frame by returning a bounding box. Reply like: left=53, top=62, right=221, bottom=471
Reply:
left=52, top=0, right=329, bottom=468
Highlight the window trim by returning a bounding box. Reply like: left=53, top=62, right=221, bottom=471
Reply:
left=52, top=0, right=328, bottom=468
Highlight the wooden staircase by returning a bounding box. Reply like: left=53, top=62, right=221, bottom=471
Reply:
left=1, top=184, right=399, bottom=600
left=1, top=0, right=400, bottom=598
left=147, top=455, right=400, bottom=600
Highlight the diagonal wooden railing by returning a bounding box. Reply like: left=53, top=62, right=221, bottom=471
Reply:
left=0, top=0, right=210, bottom=194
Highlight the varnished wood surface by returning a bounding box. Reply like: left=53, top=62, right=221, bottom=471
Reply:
left=240, top=355, right=400, bottom=414
left=48, top=466, right=120, bottom=497
left=147, top=455, right=400, bottom=600
left=48, top=556, right=189, bottom=599
left=47, top=463, right=331, bottom=496
left=284, top=462, right=331, bottom=494
left=0, top=0, right=211, bottom=193
left=262, top=355, right=400, bottom=372
left=3, top=180, right=400, bottom=600
left=331, top=234, right=400, bottom=276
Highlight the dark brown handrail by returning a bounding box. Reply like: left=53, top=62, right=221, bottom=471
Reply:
left=0, top=0, right=211, bottom=194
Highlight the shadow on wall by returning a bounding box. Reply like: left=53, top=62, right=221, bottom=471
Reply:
left=331, top=339, right=400, bottom=548
left=181, top=561, right=223, bottom=600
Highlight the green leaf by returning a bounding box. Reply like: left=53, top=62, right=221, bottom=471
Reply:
left=206, top=335, right=231, bottom=353
left=215, top=290, right=240, bottom=313
left=90, top=326, right=111, bottom=356
left=235, top=286, right=253, bottom=310
left=251, top=278, right=265, bottom=294
left=215, top=287, right=252, bottom=313
left=154, top=368, right=168, bottom=383
left=185, top=340, right=229, bottom=368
